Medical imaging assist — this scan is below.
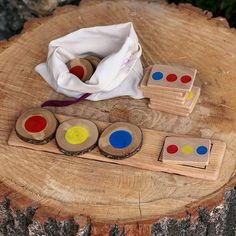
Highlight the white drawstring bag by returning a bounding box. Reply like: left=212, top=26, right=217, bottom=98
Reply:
left=35, top=22, right=144, bottom=101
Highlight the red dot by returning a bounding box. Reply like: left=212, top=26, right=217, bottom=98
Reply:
left=167, top=145, right=178, bottom=154
left=181, top=75, right=192, bottom=83
left=69, top=65, right=85, bottom=79
left=166, top=74, right=177, bottom=82
left=24, top=115, right=47, bottom=133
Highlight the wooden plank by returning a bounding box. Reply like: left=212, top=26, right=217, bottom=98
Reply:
left=8, top=114, right=226, bottom=181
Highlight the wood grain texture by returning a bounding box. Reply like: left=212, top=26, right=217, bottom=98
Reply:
left=0, top=0, right=236, bottom=233
left=149, top=86, right=201, bottom=111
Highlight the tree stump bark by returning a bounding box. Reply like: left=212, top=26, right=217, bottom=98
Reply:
left=0, top=0, right=236, bottom=235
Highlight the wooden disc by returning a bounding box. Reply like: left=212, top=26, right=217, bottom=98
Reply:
left=55, top=118, right=99, bottom=156
left=15, top=108, right=58, bottom=144
left=67, top=58, right=94, bottom=82
left=98, top=122, right=143, bottom=159
left=84, top=55, right=101, bottom=71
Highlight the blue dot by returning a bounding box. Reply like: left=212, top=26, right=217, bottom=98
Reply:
left=196, top=146, right=208, bottom=155
left=109, top=130, right=132, bottom=149
left=152, top=71, right=164, bottom=80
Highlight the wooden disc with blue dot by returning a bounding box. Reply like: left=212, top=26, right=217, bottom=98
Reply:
left=98, top=122, right=143, bottom=159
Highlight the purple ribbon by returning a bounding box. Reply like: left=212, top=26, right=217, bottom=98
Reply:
left=41, top=93, right=91, bottom=107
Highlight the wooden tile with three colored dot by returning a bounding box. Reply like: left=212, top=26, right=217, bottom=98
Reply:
left=161, top=137, right=211, bottom=168
left=98, top=122, right=143, bottom=159
left=147, top=65, right=197, bottom=92
left=140, top=66, right=188, bottom=101
left=15, top=108, right=58, bottom=144
left=55, top=118, right=99, bottom=156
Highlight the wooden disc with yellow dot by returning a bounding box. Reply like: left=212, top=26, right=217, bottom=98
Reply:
left=67, top=58, right=94, bottom=82
left=98, top=122, right=143, bottom=159
left=15, top=108, right=58, bottom=144
left=55, top=118, right=99, bottom=156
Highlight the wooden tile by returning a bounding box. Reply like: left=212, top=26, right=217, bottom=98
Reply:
left=139, top=66, right=152, bottom=88
left=158, top=153, right=207, bottom=168
left=148, top=103, right=190, bottom=117
left=147, top=64, right=197, bottom=92
left=141, top=66, right=188, bottom=100
left=8, top=114, right=226, bottom=180
left=150, top=97, right=186, bottom=105
left=143, top=87, right=188, bottom=101
left=161, top=137, right=211, bottom=166
left=150, top=86, right=201, bottom=112
left=145, top=91, right=188, bottom=105
left=139, top=66, right=187, bottom=102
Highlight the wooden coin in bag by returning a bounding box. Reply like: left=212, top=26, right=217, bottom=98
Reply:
left=84, top=55, right=101, bottom=71
left=67, top=58, right=93, bottom=82
left=56, top=118, right=99, bottom=156
left=98, top=122, right=143, bottom=159
left=15, top=108, right=58, bottom=144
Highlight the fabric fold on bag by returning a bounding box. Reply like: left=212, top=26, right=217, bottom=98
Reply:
left=36, top=22, right=144, bottom=101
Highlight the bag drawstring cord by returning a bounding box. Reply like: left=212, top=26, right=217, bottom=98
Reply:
left=41, top=93, right=91, bottom=107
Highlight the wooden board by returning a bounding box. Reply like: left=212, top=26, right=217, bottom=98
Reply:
left=1, top=0, right=236, bottom=234
left=8, top=114, right=226, bottom=181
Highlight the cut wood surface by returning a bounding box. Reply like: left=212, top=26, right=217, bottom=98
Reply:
left=1, top=0, right=236, bottom=234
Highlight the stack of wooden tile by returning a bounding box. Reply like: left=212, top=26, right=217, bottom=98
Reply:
left=140, top=65, right=201, bottom=116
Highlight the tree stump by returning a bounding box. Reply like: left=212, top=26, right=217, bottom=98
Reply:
left=0, top=0, right=236, bottom=235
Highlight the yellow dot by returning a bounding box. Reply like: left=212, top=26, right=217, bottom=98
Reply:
left=65, top=125, right=89, bottom=145
left=181, top=145, right=193, bottom=155
left=187, top=91, right=193, bottom=100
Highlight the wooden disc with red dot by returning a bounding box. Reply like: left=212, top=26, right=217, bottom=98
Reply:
left=67, top=58, right=94, bottom=82
left=98, top=122, right=143, bottom=160
left=55, top=118, right=99, bottom=156
left=15, top=108, right=58, bottom=144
